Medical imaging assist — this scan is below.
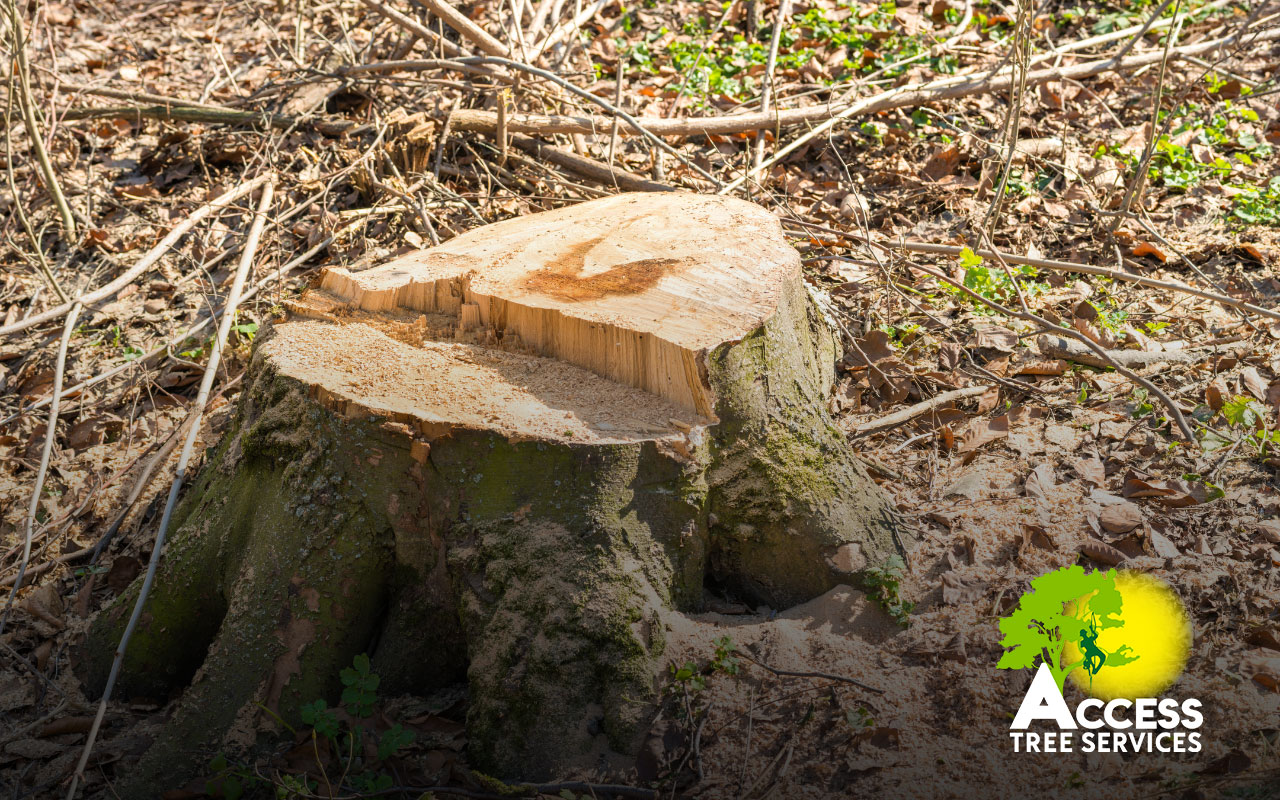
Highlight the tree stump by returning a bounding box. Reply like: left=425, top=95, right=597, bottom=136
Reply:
left=78, top=193, right=906, bottom=789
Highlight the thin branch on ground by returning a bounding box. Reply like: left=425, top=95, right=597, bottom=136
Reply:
left=4, top=0, right=77, bottom=241
left=67, top=178, right=276, bottom=799
left=904, top=256, right=1196, bottom=442
left=0, top=174, right=270, bottom=338
left=0, top=302, right=81, bottom=638
left=753, top=0, right=791, bottom=174
left=850, top=386, right=990, bottom=438
left=738, top=649, right=884, bottom=694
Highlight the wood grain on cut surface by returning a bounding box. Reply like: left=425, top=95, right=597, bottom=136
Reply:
left=314, top=193, right=798, bottom=417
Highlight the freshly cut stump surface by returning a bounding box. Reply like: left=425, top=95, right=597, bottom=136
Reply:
left=79, top=192, right=907, bottom=790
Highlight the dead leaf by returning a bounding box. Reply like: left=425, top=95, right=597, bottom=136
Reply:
left=938, top=342, right=963, bottom=371
left=1122, top=475, right=1208, bottom=507
left=1131, top=242, right=1168, bottom=262
left=1206, top=377, right=1228, bottom=411
left=1075, top=456, right=1106, bottom=487
left=1259, top=520, right=1280, bottom=544
left=921, top=144, right=961, bottom=182
left=941, top=571, right=984, bottom=605
left=106, top=556, right=142, bottom=592
left=973, top=326, right=1018, bottom=352
left=958, top=414, right=1009, bottom=454
left=1246, top=627, right=1280, bottom=652
left=1203, top=749, right=1252, bottom=773
left=1080, top=537, right=1127, bottom=566
left=1024, top=464, right=1055, bottom=527
left=1014, top=358, right=1068, bottom=376
left=1241, top=367, right=1268, bottom=402
left=67, top=414, right=123, bottom=451
left=844, top=329, right=895, bottom=370
left=976, top=386, right=1000, bottom=414
left=1099, top=502, right=1143, bottom=534
left=1148, top=527, right=1180, bottom=559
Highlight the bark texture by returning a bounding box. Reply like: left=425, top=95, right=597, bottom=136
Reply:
left=78, top=193, right=908, bottom=791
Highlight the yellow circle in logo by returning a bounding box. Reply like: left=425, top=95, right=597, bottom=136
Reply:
left=1063, top=571, right=1192, bottom=701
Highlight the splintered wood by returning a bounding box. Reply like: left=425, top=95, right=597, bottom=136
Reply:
left=281, top=193, right=801, bottom=440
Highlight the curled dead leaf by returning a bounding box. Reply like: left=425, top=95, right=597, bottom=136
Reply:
left=958, top=414, right=1009, bottom=454
left=1131, top=242, right=1168, bottom=262
left=1080, top=537, right=1127, bottom=566
left=1099, top=502, right=1143, bottom=534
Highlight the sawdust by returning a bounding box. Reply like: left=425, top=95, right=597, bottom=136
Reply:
left=265, top=319, right=707, bottom=444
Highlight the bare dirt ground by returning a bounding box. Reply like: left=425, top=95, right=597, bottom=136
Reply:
left=0, top=0, right=1278, bottom=797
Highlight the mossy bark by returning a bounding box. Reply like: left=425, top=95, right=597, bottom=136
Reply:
left=78, top=277, right=906, bottom=791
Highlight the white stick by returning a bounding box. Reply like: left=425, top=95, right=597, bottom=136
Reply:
left=65, top=178, right=275, bottom=800
left=0, top=174, right=270, bottom=338
left=0, top=302, right=82, bottom=637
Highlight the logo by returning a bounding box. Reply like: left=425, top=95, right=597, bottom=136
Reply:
left=997, top=566, right=1200, bottom=754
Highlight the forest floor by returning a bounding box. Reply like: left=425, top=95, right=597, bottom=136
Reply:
left=0, top=0, right=1278, bottom=798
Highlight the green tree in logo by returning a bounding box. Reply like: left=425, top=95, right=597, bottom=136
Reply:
left=997, top=565, right=1139, bottom=692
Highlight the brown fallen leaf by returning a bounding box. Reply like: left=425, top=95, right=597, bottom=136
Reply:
left=1075, top=455, right=1106, bottom=487
left=1080, top=538, right=1127, bottom=566
left=958, top=414, right=1009, bottom=454
left=1148, top=527, right=1180, bottom=559
left=1024, top=464, right=1055, bottom=527
left=844, top=329, right=895, bottom=370
left=1259, top=520, right=1280, bottom=544
left=1206, top=377, right=1229, bottom=412
left=1202, top=749, right=1252, bottom=774
left=1014, top=358, right=1068, bottom=376
left=1110, top=533, right=1147, bottom=559
left=106, top=556, right=143, bottom=593
left=1021, top=526, right=1057, bottom=552
left=921, top=144, right=961, bottom=182
left=976, top=386, right=1001, bottom=414
left=1131, top=242, right=1168, bottom=262
left=973, top=326, right=1018, bottom=353
left=1246, top=627, right=1280, bottom=652
left=1122, top=475, right=1208, bottom=507
left=938, top=342, right=963, bottom=371
left=1099, top=502, right=1143, bottom=534
left=37, top=716, right=97, bottom=738
left=1241, top=366, right=1268, bottom=402
left=938, top=632, right=967, bottom=664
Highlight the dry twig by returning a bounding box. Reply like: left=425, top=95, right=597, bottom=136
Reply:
left=0, top=174, right=271, bottom=338
left=67, top=178, right=276, bottom=799
left=0, top=303, right=81, bottom=638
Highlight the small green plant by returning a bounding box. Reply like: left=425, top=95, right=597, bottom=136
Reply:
left=944, top=246, right=1047, bottom=310
left=231, top=319, right=259, bottom=343
left=340, top=652, right=379, bottom=717
left=864, top=555, right=913, bottom=626
left=1217, top=395, right=1280, bottom=461
left=845, top=705, right=874, bottom=729
left=205, top=654, right=414, bottom=798
left=670, top=659, right=707, bottom=692
left=710, top=635, right=739, bottom=675
left=1129, top=387, right=1156, bottom=420
left=1232, top=175, right=1280, bottom=226
left=668, top=635, right=742, bottom=695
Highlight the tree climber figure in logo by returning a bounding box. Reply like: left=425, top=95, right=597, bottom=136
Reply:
left=1080, top=618, right=1107, bottom=677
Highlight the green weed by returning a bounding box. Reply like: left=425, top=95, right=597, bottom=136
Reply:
left=864, top=555, right=913, bottom=626
left=203, top=654, right=415, bottom=799
left=943, top=246, right=1047, bottom=311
